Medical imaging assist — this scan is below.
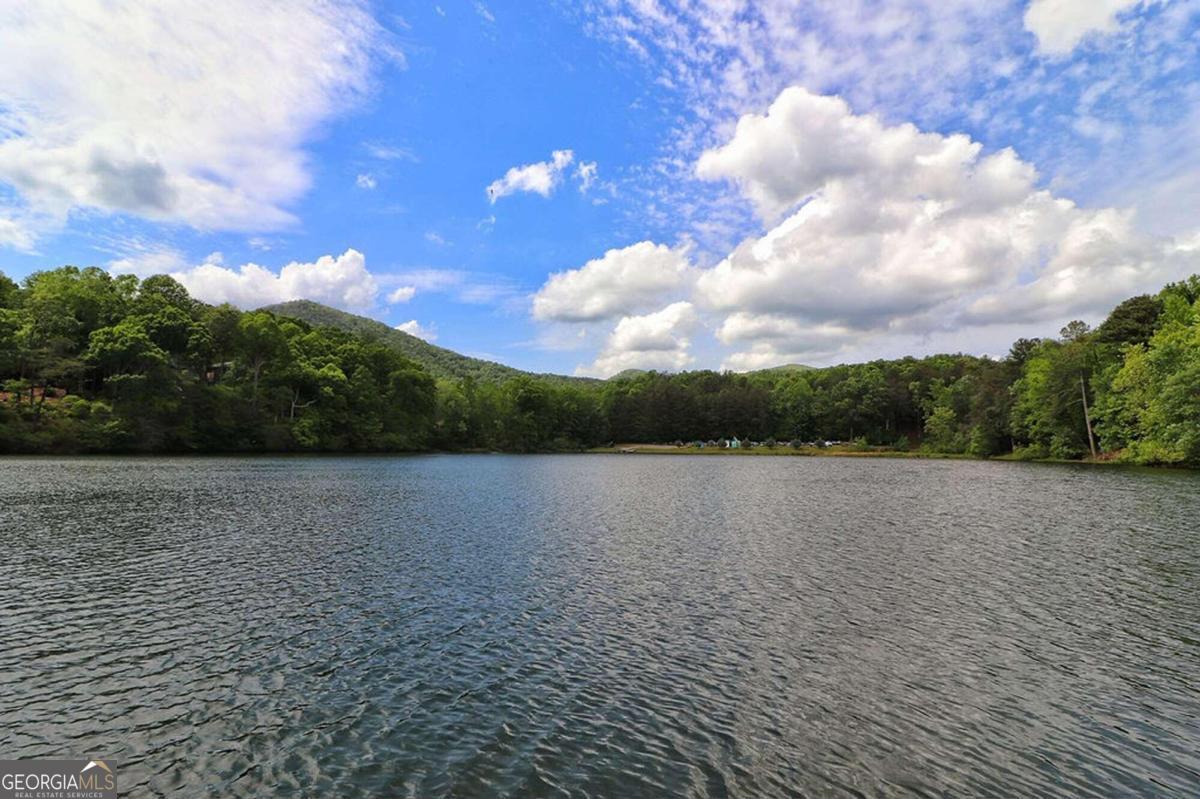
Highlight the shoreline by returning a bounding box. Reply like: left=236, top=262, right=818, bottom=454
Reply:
left=0, top=447, right=1193, bottom=471
left=586, top=444, right=972, bottom=459
left=582, top=444, right=1191, bottom=469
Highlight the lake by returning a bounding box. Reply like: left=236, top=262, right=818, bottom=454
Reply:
left=1, top=455, right=1198, bottom=797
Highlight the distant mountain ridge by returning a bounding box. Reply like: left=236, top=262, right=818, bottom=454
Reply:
left=757, top=363, right=814, bottom=373
left=262, top=300, right=593, bottom=384
left=263, top=300, right=813, bottom=383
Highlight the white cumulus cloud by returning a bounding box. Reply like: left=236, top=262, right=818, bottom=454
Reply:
left=582, top=0, right=1199, bottom=262
left=0, top=0, right=387, bottom=246
left=532, top=241, right=694, bottom=322
left=1024, top=0, right=1143, bottom=55
left=112, top=247, right=380, bottom=311
left=577, top=301, right=698, bottom=377
left=696, top=88, right=1037, bottom=225
left=487, top=150, right=574, bottom=202
left=693, top=86, right=1193, bottom=368
left=395, top=320, right=438, bottom=342
left=716, top=313, right=859, bottom=370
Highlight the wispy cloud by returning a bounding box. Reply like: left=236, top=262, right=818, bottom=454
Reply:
left=389, top=268, right=524, bottom=309
left=363, top=141, right=419, bottom=162
left=487, top=150, right=574, bottom=202
left=387, top=286, right=416, bottom=304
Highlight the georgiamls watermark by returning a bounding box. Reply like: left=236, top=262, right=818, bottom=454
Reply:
left=0, top=760, right=117, bottom=799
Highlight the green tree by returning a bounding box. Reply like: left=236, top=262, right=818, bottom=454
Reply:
left=923, top=405, right=961, bottom=452
left=84, top=319, right=170, bottom=393
left=236, top=311, right=289, bottom=405
left=1097, top=292, right=1200, bottom=463
left=136, top=275, right=194, bottom=313
left=1011, top=327, right=1101, bottom=459
left=1094, top=294, right=1162, bottom=347
left=0, top=273, right=19, bottom=308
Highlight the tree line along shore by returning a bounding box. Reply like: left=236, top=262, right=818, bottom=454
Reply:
left=1, top=266, right=1198, bottom=466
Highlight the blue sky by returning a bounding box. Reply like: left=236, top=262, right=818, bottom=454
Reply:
left=1, top=1, right=1198, bottom=375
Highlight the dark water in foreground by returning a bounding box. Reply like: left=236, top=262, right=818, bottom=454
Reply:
left=1, top=455, right=1199, bottom=797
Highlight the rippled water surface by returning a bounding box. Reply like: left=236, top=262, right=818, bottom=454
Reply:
left=2, top=455, right=1199, bottom=797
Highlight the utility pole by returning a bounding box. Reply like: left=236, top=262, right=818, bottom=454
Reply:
left=1080, top=373, right=1097, bottom=460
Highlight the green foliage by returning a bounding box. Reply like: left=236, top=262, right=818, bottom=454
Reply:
left=0, top=267, right=441, bottom=453
left=1094, top=294, right=1162, bottom=347
left=137, top=274, right=195, bottom=314
left=22, top=266, right=136, bottom=355
left=85, top=319, right=169, bottom=378
left=1059, top=319, right=1092, bottom=342
left=426, top=374, right=606, bottom=452
left=923, top=405, right=963, bottom=453
left=0, top=273, right=19, bottom=309
left=1011, top=335, right=1098, bottom=459
left=264, top=299, right=594, bottom=386
left=1161, top=275, right=1200, bottom=306
left=3, top=266, right=1200, bottom=465
left=1095, top=294, right=1200, bottom=464
left=0, top=308, right=20, bottom=375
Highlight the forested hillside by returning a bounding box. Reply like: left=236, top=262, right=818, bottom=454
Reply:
left=265, top=299, right=591, bottom=385
left=0, top=268, right=436, bottom=452
left=2, top=265, right=1199, bottom=464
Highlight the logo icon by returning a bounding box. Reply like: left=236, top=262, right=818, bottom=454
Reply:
left=0, top=758, right=118, bottom=799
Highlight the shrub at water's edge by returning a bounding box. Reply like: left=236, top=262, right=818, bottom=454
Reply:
left=1, top=267, right=1199, bottom=466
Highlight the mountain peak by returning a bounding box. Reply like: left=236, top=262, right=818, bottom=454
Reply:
left=262, top=300, right=592, bottom=384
